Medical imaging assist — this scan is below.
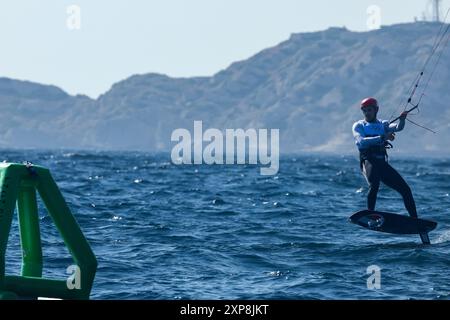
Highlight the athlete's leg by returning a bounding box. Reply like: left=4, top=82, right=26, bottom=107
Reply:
left=362, top=159, right=381, bottom=211
left=379, top=162, right=418, bottom=218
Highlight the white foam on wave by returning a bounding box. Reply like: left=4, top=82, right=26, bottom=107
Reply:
left=434, top=229, right=450, bottom=244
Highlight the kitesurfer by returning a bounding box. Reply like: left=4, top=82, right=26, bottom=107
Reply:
left=352, top=97, right=417, bottom=218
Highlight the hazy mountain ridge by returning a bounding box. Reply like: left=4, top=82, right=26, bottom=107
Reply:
left=1, top=22, right=449, bottom=155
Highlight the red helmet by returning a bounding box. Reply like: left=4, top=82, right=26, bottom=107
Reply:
left=361, top=97, right=379, bottom=109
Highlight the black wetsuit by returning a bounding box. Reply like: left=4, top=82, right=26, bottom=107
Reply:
left=362, top=157, right=417, bottom=217
left=352, top=119, right=417, bottom=218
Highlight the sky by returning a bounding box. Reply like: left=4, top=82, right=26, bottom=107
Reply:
left=0, top=0, right=449, bottom=98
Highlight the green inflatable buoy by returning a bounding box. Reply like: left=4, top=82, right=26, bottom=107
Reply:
left=0, top=290, right=18, bottom=300
left=0, top=162, right=97, bottom=300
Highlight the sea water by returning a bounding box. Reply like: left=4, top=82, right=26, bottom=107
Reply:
left=2, top=149, right=450, bottom=300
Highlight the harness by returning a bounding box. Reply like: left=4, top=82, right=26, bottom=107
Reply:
left=359, top=138, right=393, bottom=170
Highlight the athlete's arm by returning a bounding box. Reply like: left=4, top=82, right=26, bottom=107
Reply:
left=387, top=119, right=405, bottom=132
left=352, top=122, right=385, bottom=149
left=386, top=112, right=407, bottom=133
